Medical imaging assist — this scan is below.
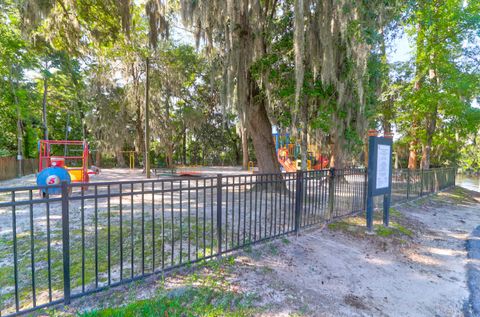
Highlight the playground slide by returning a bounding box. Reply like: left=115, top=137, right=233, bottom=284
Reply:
left=280, top=157, right=297, bottom=172
left=277, top=148, right=297, bottom=172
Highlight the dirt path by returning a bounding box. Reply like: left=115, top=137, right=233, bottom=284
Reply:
left=229, top=187, right=480, bottom=316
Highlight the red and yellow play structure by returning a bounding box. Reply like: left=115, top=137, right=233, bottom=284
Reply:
left=37, top=140, right=99, bottom=194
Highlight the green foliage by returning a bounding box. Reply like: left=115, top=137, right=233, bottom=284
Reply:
left=0, top=0, right=478, bottom=171
left=459, top=133, right=480, bottom=172
left=391, top=0, right=480, bottom=168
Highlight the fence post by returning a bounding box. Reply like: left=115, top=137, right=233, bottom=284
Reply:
left=216, top=174, right=223, bottom=256
left=420, top=168, right=424, bottom=196
left=294, top=171, right=304, bottom=234
left=363, top=168, right=368, bottom=212
left=327, top=168, right=335, bottom=220
left=406, top=168, right=410, bottom=200
left=61, top=181, right=71, bottom=305
left=432, top=170, right=435, bottom=192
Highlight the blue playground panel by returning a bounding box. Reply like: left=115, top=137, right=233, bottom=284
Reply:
left=36, top=166, right=71, bottom=195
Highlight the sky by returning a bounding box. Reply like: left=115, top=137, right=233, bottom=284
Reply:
left=387, top=32, right=412, bottom=64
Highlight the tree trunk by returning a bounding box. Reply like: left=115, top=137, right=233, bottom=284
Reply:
left=95, top=150, right=101, bottom=167
left=421, top=62, right=439, bottom=169
left=42, top=72, right=49, bottom=140
left=131, top=63, right=145, bottom=168
left=329, top=136, right=345, bottom=170
left=409, top=21, right=423, bottom=170
left=166, top=144, right=174, bottom=168
left=421, top=115, right=437, bottom=169
left=408, top=140, right=417, bottom=169
left=240, top=123, right=249, bottom=169
left=165, top=89, right=174, bottom=168
left=135, top=102, right=144, bottom=166
left=144, top=57, right=151, bottom=178
left=233, top=5, right=279, bottom=174
left=244, top=70, right=280, bottom=174
left=116, top=150, right=126, bottom=167
left=9, top=67, right=23, bottom=177
left=300, top=95, right=309, bottom=170
left=182, top=125, right=187, bottom=165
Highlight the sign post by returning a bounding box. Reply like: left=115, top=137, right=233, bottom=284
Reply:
left=366, top=130, right=393, bottom=232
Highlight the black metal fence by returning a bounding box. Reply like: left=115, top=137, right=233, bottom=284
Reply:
left=0, top=167, right=455, bottom=316
left=389, top=168, right=456, bottom=204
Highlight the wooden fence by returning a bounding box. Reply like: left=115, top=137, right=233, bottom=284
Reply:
left=0, top=157, right=38, bottom=181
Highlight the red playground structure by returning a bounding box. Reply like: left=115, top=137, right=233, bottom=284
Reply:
left=37, top=140, right=98, bottom=192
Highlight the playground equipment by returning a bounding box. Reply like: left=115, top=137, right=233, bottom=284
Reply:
left=118, top=151, right=137, bottom=169
left=37, top=140, right=99, bottom=194
left=248, top=161, right=255, bottom=173
left=277, top=147, right=297, bottom=172
left=272, top=126, right=329, bottom=172
left=129, top=151, right=135, bottom=169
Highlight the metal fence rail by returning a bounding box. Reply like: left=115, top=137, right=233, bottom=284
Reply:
left=390, top=168, right=456, bottom=204
left=0, top=167, right=455, bottom=316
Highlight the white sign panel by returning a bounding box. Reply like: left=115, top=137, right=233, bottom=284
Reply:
left=376, top=144, right=391, bottom=189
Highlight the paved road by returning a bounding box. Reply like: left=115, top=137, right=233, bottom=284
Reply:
left=466, top=225, right=480, bottom=317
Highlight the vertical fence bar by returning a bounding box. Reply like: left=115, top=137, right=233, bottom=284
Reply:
left=294, top=171, right=303, bottom=233
left=107, top=185, right=111, bottom=284
left=94, top=186, right=99, bottom=287
left=119, top=184, right=123, bottom=280
left=327, top=168, right=335, bottom=220
left=161, top=181, right=165, bottom=269
left=29, top=190, right=36, bottom=307
left=231, top=176, right=235, bottom=245
left=11, top=191, right=19, bottom=312
left=46, top=188, right=52, bottom=302
left=420, top=168, right=424, bottom=196
left=195, top=180, right=199, bottom=259
left=61, top=181, right=71, bottom=305
left=130, top=184, right=134, bottom=279
left=216, top=174, right=223, bottom=256
left=406, top=168, right=411, bottom=200
left=152, top=181, right=155, bottom=271
left=81, top=187, right=85, bottom=292
left=187, top=180, right=190, bottom=263
left=141, top=183, right=145, bottom=274
left=179, top=181, right=183, bottom=265
left=210, top=179, right=214, bottom=255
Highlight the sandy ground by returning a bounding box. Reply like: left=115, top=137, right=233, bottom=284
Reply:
left=44, top=186, right=480, bottom=317
left=1, top=166, right=367, bottom=315
left=0, top=169, right=467, bottom=316
left=228, top=189, right=480, bottom=316
left=0, top=167, right=250, bottom=188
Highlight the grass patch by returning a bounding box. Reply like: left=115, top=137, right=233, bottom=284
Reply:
left=391, top=222, right=413, bottom=237
left=437, top=187, right=477, bottom=204
left=80, top=285, right=256, bottom=317
left=81, top=255, right=258, bottom=317
left=327, top=210, right=414, bottom=241
left=375, top=225, right=395, bottom=237
left=389, top=207, right=402, bottom=218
